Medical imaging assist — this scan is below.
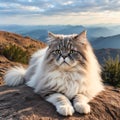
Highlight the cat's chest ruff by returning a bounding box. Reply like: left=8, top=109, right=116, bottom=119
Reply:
left=48, top=71, right=83, bottom=99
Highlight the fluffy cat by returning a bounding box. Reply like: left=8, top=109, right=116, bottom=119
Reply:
left=4, top=31, right=104, bottom=116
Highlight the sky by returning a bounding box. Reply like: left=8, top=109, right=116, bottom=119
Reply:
left=0, top=0, right=120, bottom=25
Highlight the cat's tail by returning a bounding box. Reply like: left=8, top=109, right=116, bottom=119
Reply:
left=4, top=66, right=26, bottom=86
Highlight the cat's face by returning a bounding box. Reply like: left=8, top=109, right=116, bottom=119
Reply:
left=46, top=31, right=88, bottom=70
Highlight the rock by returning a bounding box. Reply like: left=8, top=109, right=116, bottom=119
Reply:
left=0, top=85, right=120, bottom=120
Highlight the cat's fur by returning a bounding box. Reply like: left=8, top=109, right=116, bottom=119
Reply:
left=4, top=31, right=104, bottom=116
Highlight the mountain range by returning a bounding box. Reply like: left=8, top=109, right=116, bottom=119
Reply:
left=91, top=34, right=120, bottom=49
left=0, top=25, right=120, bottom=44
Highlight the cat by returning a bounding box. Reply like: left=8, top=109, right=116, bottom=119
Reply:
left=4, top=31, right=104, bottom=116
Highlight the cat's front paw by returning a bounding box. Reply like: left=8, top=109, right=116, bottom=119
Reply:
left=74, top=103, right=90, bottom=114
left=57, top=104, right=74, bottom=116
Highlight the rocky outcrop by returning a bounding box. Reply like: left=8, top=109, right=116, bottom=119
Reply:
left=0, top=84, right=120, bottom=120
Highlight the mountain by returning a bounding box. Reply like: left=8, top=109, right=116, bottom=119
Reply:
left=22, top=29, right=48, bottom=42
left=86, top=27, right=113, bottom=41
left=1, top=25, right=120, bottom=42
left=21, top=25, right=85, bottom=41
left=94, top=48, right=120, bottom=64
left=92, top=34, right=120, bottom=49
left=20, top=25, right=119, bottom=42
left=21, top=25, right=115, bottom=42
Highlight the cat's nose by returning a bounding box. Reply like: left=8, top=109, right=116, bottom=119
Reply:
left=62, top=55, right=67, bottom=59
left=62, top=52, right=68, bottom=59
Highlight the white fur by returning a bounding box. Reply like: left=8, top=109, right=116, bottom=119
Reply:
left=74, top=102, right=90, bottom=114
left=4, top=47, right=48, bottom=87
left=26, top=47, right=48, bottom=88
left=73, top=94, right=90, bottom=114
left=83, top=44, right=104, bottom=98
left=46, top=93, right=74, bottom=116
left=4, top=66, right=26, bottom=86
left=33, top=70, right=83, bottom=99
left=29, top=47, right=48, bottom=65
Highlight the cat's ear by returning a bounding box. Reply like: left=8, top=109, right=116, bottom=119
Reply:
left=48, top=32, right=57, bottom=39
left=74, top=30, right=87, bottom=44
left=47, top=32, right=58, bottom=45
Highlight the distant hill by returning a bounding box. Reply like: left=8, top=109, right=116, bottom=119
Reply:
left=87, top=27, right=113, bottom=41
left=92, top=34, right=120, bottom=49
left=54, top=25, right=85, bottom=34
left=94, top=48, right=120, bottom=64
left=20, top=25, right=116, bottom=42
left=22, top=29, right=48, bottom=42
left=21, top=25, right=85, bottom=41
left=0, top=31, right=46, bottom=56
left=1, top=25, right=120, bottom=42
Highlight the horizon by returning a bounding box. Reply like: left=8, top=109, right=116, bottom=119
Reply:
left=0, top=0, right=120, bottom=25
left=0, top=23, right=120, bottom=27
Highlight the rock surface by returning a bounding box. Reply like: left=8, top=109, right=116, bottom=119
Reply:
left=0, top=84, right=120, bottom=120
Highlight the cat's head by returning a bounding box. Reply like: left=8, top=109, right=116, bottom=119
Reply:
left=45, top=31, right=89, bottom=71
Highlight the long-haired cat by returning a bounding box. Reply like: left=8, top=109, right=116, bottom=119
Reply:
left=4, top=31, right=104, bottom=116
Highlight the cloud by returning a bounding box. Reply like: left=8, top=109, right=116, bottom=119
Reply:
left=0, top=0, right=120, bottom=16
left=0, top=0, right=119, bottom=25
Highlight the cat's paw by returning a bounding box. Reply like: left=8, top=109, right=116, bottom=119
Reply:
left=74, top=103, right=90, bottom=114
left=56, top=104, right=74, bottom=116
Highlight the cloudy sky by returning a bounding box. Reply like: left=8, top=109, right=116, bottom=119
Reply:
left=0, top=0, right=120, bottom=25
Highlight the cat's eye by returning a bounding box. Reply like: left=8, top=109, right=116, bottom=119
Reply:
left=55, top=50, right=61, bottom=54
left=70, top=50, right=75, bottom=54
